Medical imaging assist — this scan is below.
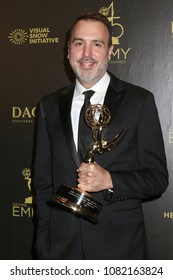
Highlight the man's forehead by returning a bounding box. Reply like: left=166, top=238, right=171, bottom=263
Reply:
left=71, top=20, right=109, bottom=38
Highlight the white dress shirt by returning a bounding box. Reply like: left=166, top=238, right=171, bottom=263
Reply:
left=71, top=72, right=110, bottom=150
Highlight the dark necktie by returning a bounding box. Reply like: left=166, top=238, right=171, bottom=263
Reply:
left=78, top=90, right=95, bottom=161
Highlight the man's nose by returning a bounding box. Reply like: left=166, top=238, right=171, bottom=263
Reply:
left=82, top=43, right=92, bottom=56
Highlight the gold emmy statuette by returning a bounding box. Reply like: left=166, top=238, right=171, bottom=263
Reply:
left=51, top=104, right=128, bottom=223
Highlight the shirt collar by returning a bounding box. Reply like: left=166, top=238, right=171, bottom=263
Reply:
left=74, top=72, right=110, bottom=97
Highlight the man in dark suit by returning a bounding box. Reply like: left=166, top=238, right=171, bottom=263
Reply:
left=33, top=12, right=168, bottom=259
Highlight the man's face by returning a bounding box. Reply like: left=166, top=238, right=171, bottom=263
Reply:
left=68, top=20, right=113, bottom=88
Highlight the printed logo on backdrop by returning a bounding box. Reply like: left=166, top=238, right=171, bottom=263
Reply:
left=12, top=106, right=36, bottom=123
left=8, top=27, right=59, bottom=45
left=99, top=1, right=131, bottom=64
left=12, top=168, right=34, bottom=218
left=164, top=211, right=173, bottom=219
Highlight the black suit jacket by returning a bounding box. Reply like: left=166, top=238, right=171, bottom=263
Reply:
left=33, top=73, right=168, bottom=259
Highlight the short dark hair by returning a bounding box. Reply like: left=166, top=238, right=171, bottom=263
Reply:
left=68, top=12, right=112, bottom=48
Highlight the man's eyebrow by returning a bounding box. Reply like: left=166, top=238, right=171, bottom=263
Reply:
left=71, top=37, right=84, bottom=43
left=92, top=39, right=105, bottom=45
left=71, top=38, right=105, bottom=44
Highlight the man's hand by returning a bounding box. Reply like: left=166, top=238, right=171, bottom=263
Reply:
left=77, top=162, right=113, bottom=192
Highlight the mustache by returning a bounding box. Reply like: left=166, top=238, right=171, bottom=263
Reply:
left=78, top=57, right=97, bottom=64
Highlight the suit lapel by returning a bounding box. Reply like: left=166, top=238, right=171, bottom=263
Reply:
left=59, top=85, right=81, bottom=167
left=103, top=74, right=127, bottom=135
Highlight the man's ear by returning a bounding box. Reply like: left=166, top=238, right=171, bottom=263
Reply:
left=67, top=42, right=70, bottom=59
left=108, top=45, right=114, bottom=61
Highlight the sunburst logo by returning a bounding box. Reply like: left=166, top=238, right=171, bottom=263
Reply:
left=8, top=29, right=29, bottom=44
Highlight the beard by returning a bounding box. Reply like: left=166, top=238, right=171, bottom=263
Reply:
left=69, top=56, right=109, bottom=86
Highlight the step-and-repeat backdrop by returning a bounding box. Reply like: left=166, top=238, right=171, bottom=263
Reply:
left=1, top=0, right=172, bottom=259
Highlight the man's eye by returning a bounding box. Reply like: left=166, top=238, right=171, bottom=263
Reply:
left=74, top=42, right=83, bottom=46
left=95, top=43, right=102, bottom=47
